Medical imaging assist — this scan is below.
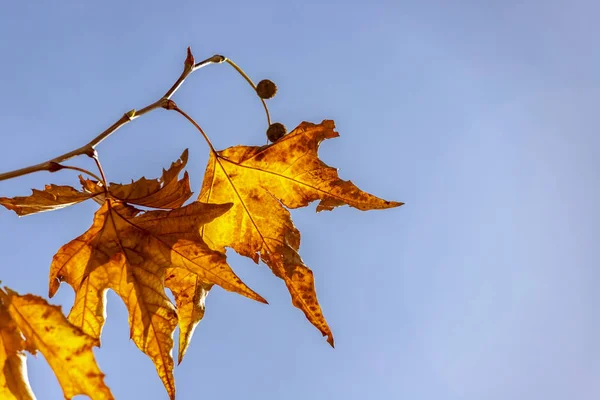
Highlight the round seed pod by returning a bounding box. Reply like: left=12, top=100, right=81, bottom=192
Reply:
left=266, top=122, right=287, bottom=143
left=256, top=79, right=278, bottom=99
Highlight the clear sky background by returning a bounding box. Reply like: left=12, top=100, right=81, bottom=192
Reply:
left=0, top=1, right=599, bottom=399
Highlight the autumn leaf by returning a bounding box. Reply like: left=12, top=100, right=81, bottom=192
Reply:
left=198, top=120, right=402, bottom=346
left=0, top=150, right=265, bottom=396
left=68, top=243, right=213, bottom=367
left=0, top=303, right=34, bottom=400
left=0, top=149, right=192, bottom=218
left=50, top=200, right=264, bottom=304
left=51, top=199, right=265, bottom=399
left=81, top=149, right=193, bottom=209
left=0, top=44, right=406, bottom=400
left=93, top=149, right=217, bottom=363
left=68, top=251, right=179, bottom=398
left=0, top=288, right=113, bottom=400
left=0, top=184, right=93, bottom=216
left=165, top=268, right=212, bottom=364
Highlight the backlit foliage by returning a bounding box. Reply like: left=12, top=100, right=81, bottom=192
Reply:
left=0, top=49, right=401, bottom=399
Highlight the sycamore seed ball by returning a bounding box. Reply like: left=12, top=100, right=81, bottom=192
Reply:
left=267, top=122, right=286, bottom=143
left=256, top=79, right=278, bottom=99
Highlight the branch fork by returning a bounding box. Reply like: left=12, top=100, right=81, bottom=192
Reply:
left=0, top=49, right=228, bottom=182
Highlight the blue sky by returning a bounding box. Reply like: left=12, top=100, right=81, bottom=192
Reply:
left=0, top=1, right=599, bottom=399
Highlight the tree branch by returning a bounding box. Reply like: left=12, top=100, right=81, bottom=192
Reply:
left=0, top=49, right=225, bottom=182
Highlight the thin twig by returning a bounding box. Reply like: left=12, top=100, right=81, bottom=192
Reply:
left=0, top=49, right=225, bottom=182
left=224, top=58, right=272, bottom=126
left=91, top=153, right=108, bottom=191
left=164, top=101, right=217, bottom=154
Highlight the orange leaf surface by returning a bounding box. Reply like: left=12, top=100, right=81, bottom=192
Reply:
left=81, top=149, right=193, bottom=209
left=51, top=199, right=265, bottom=398
left=68, top=252, right=179, bottom=399
left=0, top=149, right=192, bottom=219
left=0, top=288, right=113, bottom=400
left=198, top=120, right=402, bottom=345
left=0, top=304, right=34, bottom=400
left=0, top=184, right=92, bottom=216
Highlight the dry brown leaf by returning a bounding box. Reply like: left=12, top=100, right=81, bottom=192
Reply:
left=81, top=149, right=192, bottom=209
left=0, top=185, right=92, bottom=216
left=199, top=120, right=402, bottom=345
left=0, top=288, right=113, bottom=400
left=51, top=199, right=265, bottom=398
left=0, top=304, right=34, bottom=400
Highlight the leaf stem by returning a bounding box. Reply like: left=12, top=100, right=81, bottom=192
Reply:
left=0, top=49, right=226, bottom=182
left=224, top=58, right=272, bottom=126
left=165, top=101, right=217, bottom=155
left=91, top=152, right=109, bottom=192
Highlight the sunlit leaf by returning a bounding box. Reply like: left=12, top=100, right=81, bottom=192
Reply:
left=198, top=120, right=402, bottom=345
left=51, top=199, right=265, bottom=399
left=0, top=288, right=113, bottom=399
left=81, top=149, right=192, bottom=209
left=0, top=185, right=93, bottom=216
left=0, top=304, right=34, bottom=400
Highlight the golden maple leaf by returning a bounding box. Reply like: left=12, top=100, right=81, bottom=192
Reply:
left=75, top=150, right=258, bottom=364
left=51, top=200, right=265, bottom=399
left=198, top=120, right=403, bottom=346
left=0, top=287, right=113, bottom=400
